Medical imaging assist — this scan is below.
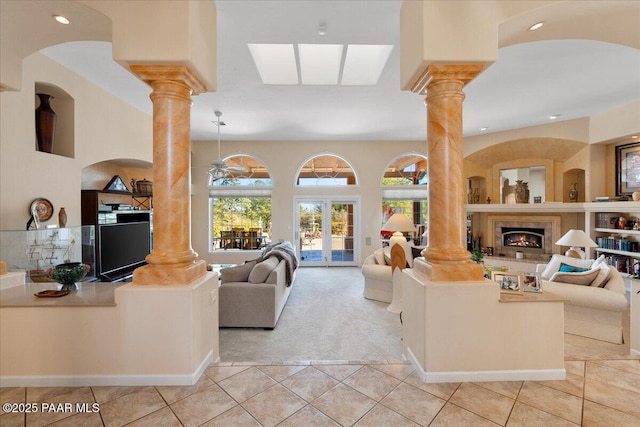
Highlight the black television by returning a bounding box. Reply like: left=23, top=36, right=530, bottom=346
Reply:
left=99, top=221, right=151, bottom=277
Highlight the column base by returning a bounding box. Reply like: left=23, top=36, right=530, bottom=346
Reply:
left=132, top=259, right=207, bottom=285
left=413, top=257, right=485, bottom=282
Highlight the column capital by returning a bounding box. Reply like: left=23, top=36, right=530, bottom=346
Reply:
left=130, top=65, right=207, bottom=95
left=411, top=64, right=485, bottom=95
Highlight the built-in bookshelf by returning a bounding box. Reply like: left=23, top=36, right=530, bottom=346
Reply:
left=593, top=211, right=640, bottom=276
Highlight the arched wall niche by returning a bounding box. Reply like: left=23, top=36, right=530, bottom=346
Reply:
left=34, top=82, right=74, bottom=158
left=82, top=158, right=152, bottom=193
left=464, top=138, right=589, bottom=203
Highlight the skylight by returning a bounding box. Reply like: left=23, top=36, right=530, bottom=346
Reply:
left=341, top=44, right=393, bottom=85
left=299, top=44, right=343, bottom=85
left=247, top=44, right=298, bottom=85
left=248, top=43, right=393, bottom=86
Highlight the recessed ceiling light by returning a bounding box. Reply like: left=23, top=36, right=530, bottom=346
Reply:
left=318, top=23, right=327, bottom=36
left=528, top=22, right=544, bottom=31
left=480, top=127, right=488, bottom=131
left=632, top=135, right=639, bottom=139
left=549, top=114, right=560, bottom=120
left=53, top=15, right=70, bottom=25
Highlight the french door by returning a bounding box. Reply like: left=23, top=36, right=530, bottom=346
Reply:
left=295, top=197, right=358, bottom=266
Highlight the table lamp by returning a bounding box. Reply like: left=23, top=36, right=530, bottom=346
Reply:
left=381, top=213, right=416, bottom=314
left=555, top=229, right=597, bottom=259
left=381, top=213, right=417, bottom=261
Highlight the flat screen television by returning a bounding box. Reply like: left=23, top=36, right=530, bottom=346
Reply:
left=99, top=221, right=151, bottom=276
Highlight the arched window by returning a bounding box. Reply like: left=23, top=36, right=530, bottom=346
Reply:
left=209, top=155, right=272, bottom=251
left=296, top=154, right=357, bottom=186
left=210, top=155, right=272, bottom=186
left=381, top=154, right=428, bottom=243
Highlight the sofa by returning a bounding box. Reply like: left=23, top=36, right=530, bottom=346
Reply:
left=362, top=246, right=422, bottom=303
left=535, top=254, right=629, bottom=344
left=218, top=241, right=298, bottom=329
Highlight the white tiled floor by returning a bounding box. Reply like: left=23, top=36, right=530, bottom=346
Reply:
left=2, top=356, right=639, bottom=426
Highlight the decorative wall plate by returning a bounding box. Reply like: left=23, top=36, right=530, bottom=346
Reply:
left=29, top=198, right=54, bottom=221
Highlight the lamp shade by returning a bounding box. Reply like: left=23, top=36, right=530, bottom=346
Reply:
left=555, top=229, right=597, bottom=248
left=381, top=213, right=416, bottom=233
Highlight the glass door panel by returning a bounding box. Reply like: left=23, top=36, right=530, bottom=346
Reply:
left=296, top=198, right=357, bottom=266
left=297, top=201, right=324, bottom=266
left=330, top=202, right=355, bottom=264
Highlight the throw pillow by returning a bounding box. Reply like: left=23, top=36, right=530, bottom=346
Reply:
left=558, top=263, right=589, bottom=273
left=590, top=263, right=611, bottom=288
left=220, top=261, right=256, bottom=284
left=374, top=248, right=386, bottom=265
left=383, top=247, right=391, bottom=265
left=540, top=254, right=593, bottom=280
left=591, top=254, right=606, bottom=269
left=549, top=268, right=600, bottom=286
left=248, top=256, right=279, bottom=283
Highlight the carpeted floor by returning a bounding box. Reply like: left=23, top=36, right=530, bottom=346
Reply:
left=219, top=267, right=403, bottom=362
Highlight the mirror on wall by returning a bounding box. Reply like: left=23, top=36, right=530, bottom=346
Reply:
left=500, top=166, right=545, bottom=204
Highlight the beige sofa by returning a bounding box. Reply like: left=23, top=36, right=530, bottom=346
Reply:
left=219, top=258, right=296, bottom=329
left=536, top=255, right=629, bottom=344
left=219, top=241, right=298, bottom=329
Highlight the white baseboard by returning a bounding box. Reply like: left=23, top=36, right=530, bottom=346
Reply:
left=405, top=347, right=566, bottom=383
left=0, top=350, right=214, bottom=388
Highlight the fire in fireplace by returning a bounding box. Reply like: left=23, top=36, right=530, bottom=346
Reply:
left=502, top=227, right=544, bottom=250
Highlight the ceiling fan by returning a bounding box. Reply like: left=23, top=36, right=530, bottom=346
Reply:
left=208, top=111, right=247, bottom=181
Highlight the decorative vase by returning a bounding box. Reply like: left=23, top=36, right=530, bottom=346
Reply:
left=569, top=183, right=578, bottom=202
left=50, top=262, right=87, bottom=291
left=58, top=207, right=67, bottom=228
left=514, top=180, right=529, bottom=203
left=35, top=93, right=56, bottom=153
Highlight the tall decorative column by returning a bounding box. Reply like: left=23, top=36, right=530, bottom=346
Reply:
left=413, top=65, right=485, bottom=282
left=130, top=65, right=207, bottom=285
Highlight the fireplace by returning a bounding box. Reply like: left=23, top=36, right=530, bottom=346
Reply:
left=489, top=215, right=561, bottom=260
left=502, top=227, right=544, bottom=253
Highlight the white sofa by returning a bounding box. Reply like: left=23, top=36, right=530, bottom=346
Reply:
left=536, top=254, right=629, bottom=344
left=362, top=246, right=420, bottom=303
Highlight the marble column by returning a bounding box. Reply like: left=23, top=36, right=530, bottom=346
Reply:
left=413, top=65, right=485, bottom=281
left=129, top=65, right=207, bottom=285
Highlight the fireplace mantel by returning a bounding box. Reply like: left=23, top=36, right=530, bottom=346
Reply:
left=466, top=201, right=638, bottom=214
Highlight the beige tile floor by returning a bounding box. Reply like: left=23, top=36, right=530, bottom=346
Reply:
left=1, top=355, right=639, bottom=427
left=1, top=309, right=637, bottom=426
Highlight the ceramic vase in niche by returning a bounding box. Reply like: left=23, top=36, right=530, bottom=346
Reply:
left=514, top=180, right=529, bottom=203
left=569, top=183, right=578, bottom=202
left=58, top=207, right=67, bottom=228
left=35, top=93, right=56, bottom=153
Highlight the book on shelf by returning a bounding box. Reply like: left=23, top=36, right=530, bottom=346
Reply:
left=596, top=236, right=639, bottom=252
left=595, top=212, right=623, bottom=228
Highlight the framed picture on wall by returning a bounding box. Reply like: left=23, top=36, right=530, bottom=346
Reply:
left=616, top=142, right=640, bottom=196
